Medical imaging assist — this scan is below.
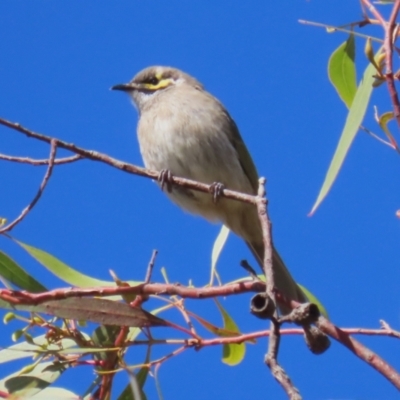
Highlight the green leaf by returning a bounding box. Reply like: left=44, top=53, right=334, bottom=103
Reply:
left=154, top=364, right=164, bottom=400
left=214, top=299, right=245, bottom=366
left=92, top=325, right=121, bottom=348
left=0, top=251, right=47, bottom=292
left=209, top=225, right=229, bottom=285
left=188, top=310, right=248, bottom=338
left=14, top=239, right=121, bottom=287
left=310, top=47, right=382, bottom=215
left=92, top=325, right=120, bottom=363
left=328, top=34, right=357, bottom=108
left=121, top=372, right=148, bottom=400
left=134, top=366, right=149, bottom=398
left=28, top=387, right=80, bottom=399
left=375, top=110, right=400, bottom=152
left=0, top=361, right=67, bottom=397
left=0, top=298, right=169, bottom=327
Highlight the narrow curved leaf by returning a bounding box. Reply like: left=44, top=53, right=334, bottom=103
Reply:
left=0, top=361, right=66, bottom=397
left=209, top=225, right=229, bottom=285
left=310, top=47, right=382, bottom=215
left=376, top=110, right=400, bottom=152
left=0, top=298, right=168, bottom=327
left=188, top=309, right=250, bottom=338
left=30, top=387, right=79, bottom=399
left=0, top=334, right=89, bottom=364
left=41, top=298, right=168, bottom=327
left=154, top=364, right=164, bottom=400
left=328, top=34, right=357, bottom=108
left=214, top=299, right=245, bottom=366
left=14, top=239, right=112, bottom=287
left=0, top=251, right=47, bottom=292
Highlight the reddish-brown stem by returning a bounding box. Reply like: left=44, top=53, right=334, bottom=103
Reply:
left=317, top=316, right=400, bottom=390
left=255, top=178, right=301, bottom=399
left=384, top=0, right=400, bottom=127
left=0, top=280, right=264, bottom=304
left=98, top=325, right=129, bottom=400
left=360, top=0, right=386, bottom=26
left=265, top=320, right=301, bottom=400
left=193, top=326, right=400, bottom=346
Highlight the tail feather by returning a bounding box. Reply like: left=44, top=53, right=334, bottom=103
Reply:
left=246, top=240, right=307, bottom=314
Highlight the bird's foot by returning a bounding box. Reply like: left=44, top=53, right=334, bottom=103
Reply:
left=158, top=169, right=173, bottom=193
left=209, top=182, right=225, bottom=203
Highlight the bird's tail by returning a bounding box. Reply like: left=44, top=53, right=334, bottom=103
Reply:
left=246, top=240, right=308, bottom=314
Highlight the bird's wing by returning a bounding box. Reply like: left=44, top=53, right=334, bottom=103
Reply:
left=225, top=112, right=259, bottom=194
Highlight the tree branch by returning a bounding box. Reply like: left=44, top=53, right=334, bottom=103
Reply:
left=317, top=316, right=400, bottom=390
left=0, top=140, right=57, bottom=234
left=0, top=153, right=83, bottom=166
left=384, top=0, right=400, bottom=127
left=255, top=178, right=301, bottom=399
left=0, top=117, right=256, bottom=206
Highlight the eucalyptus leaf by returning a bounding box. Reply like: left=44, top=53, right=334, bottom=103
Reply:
left=328, top=34, right=357, bottom=108
left=214, top=299, right=245, bottom=366
left=0, top=298, right=168, bottom=327
left=209, top=225, right=229, bottom=285
left=0, top=251, right=46, bottom=292
left=14, top=239, right=114, bottom=287
left=310, top=47, right=382, bottom=215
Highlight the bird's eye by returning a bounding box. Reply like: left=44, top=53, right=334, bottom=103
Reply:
left=147, top=77, right=159, bottom=85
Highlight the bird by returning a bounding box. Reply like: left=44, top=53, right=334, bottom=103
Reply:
left=112, top=66, right=307, bottom=313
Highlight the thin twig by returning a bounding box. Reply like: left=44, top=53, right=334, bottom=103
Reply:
left=380, top=320, right=400, bottom=339
left=0, top=153, right=82, bottom=165
left=146, top=295, right=199, bottom=337
left=144, top=250, right=158, bottom=284
left=317, top=316, right=400, bottom=390
left=174, top=299, right=198, bottom=338
left=255, top=178, right=301, bottom=399
left=360, top=125, right=396, bottom=149
left=298, top=19, right=384, bottom=43
left=109, top=345, right=188, bottom=375
left=265, top=320, right=302, bottom=400
left=142, top=345, right=187, bottom=369
left=0, top=140, right=57, bottom=234
left=255, top=178, right=275, bottom=297
left=384, top=0, right=400, bottom=127
left=360, top=0, right=386, bottom=26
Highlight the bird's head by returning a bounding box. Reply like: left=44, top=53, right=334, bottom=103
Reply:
left=112, top=66, right=203, bottom=111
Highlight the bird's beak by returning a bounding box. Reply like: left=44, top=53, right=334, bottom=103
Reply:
left=111, top=83, right=137, bottom=92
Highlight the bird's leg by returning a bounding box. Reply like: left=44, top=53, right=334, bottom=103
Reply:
left=158, top=169, right=173, bottom=193
left=209, top=182, right=225, bottom=203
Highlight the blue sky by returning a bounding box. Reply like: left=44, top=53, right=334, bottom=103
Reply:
left=1, top=1, right=400, bottom=399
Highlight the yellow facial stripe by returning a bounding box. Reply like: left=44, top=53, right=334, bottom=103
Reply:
left=143, top=78, right=173, bottom=91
